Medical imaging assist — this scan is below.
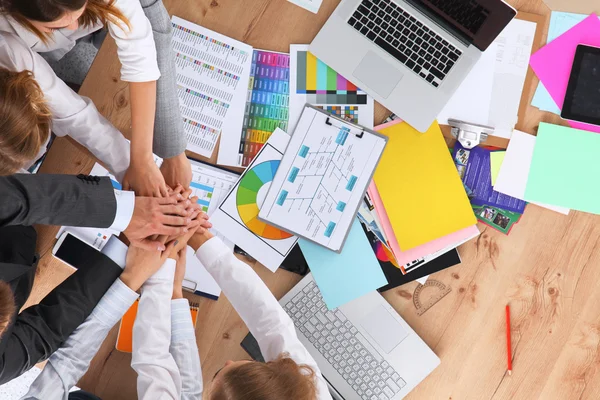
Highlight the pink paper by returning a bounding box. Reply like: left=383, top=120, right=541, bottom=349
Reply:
left=375, top=118, right=403, bottom=130
left=367, top=181, right=479, bottom=269
left=529, top=14, right=600, bottom=133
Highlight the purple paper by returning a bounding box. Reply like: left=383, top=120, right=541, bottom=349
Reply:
left=453, top=143, right=526, bottom=214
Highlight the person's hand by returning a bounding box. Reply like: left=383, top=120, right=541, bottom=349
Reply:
left=161, top=153, right=192, bottom=191
left=172, top=249, right=187, bottom=299
left=124, top=192, right=202, bottom=251
left=188, top=229, right=215, bottom=252
left=120, top=236, right=176, bottom=291
left=123, top=156, right=169, bottom=197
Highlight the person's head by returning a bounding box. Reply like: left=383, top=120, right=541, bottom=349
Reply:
left=208, top=355, right=317, bottom=400
left=0, top=281, right=15, bottom=338
left=0, top=0, right=130, bottom=39
left=0, top=68, right=51, bottom=175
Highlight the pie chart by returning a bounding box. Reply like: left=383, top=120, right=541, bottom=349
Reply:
left=236, top=160, right=293, bottom=240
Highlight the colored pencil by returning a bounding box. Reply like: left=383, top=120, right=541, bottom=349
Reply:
left=506, top=304, right=512, bottom=376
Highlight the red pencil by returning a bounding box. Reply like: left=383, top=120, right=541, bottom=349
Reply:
left=506, top=304, right=512, bottom=376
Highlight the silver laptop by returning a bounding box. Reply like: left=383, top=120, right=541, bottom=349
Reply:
left=280, top=274, right=440, bottom=399
left=309, top=0, right=516, bottom=132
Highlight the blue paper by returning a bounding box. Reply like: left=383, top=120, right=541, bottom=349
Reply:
left=299, top=219, right=388, bottom=310
left=531, top=12, right=589, bottom=113
left=453, top=143, right=526, bottom=214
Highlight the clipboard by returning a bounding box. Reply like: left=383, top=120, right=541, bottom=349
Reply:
left=258, top=105, right=388, bottom=252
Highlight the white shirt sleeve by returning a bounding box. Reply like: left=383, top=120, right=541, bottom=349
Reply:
left=132, top=259, right=182, bottom=400
left=0, top=34, right=131, bottom=182
left=109, top=0, right=161, bottom=82
left=170, top=299, right=203, bottom=400
left=108, top=190, right=135, bottom=232
left=196, top=238, right=333, bottom=400
left=21, top=279, right=139, bottom=400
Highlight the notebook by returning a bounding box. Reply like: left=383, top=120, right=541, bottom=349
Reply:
left=116, top=300, right=199, bottom=353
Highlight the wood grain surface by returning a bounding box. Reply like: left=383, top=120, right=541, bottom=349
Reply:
left=25, top=0, right=600, bottom=399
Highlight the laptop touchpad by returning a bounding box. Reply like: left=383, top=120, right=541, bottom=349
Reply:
left=360, top=305, right=408, bottom=353
left=353, top=51, right=402, bottom=99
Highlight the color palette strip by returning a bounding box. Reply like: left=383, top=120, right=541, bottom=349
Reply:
left=239, top=50, right=291, bottom=166
left=172, top=23, right=249, bottom=56
left=320, top=106, right=360, bottom=123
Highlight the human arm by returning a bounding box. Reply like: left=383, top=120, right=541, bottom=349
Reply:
left=189, top=233, right=332, bottom=399
left=0, top=34, right=131, bottom=181
left=170, top=249, right=203, bottom=399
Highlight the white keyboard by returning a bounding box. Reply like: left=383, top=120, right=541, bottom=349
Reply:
left=283, top=280, right=407, bottom=400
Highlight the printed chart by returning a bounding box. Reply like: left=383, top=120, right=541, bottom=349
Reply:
left=171, top=16, right=252, bottom=161
left=238, top=50, right=290, bottom=167
left=289, top=45, right=374, bottom=132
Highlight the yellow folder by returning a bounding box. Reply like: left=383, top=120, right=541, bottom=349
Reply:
left=374, top=121, right=476, bottom=250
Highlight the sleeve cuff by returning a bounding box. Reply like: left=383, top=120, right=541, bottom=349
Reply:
left=171, top=298, right=195, bottom=342
left=147, top=258, right=177, bottom=282
left=101, top=236, right=128, bottom=269
left=195, top=237, right=231, bottom=272
left=91, top=279, right=139, bottom=327
left=108, top=190, right=135, bottom=232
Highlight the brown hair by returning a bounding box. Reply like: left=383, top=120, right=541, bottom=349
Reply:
left=0, top=281, right=15, bottom=338
left=210, top=355, right=318, bottom=400
left=0, top=68, right=51, bottom=175
left=0, top=0, right=130, bottom=42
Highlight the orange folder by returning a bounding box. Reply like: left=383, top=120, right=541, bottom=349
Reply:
left=116, top=300, right=199, bottom=353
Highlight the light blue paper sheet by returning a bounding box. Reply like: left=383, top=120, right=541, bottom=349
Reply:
left=531, top=12, right=589, bottom=113
left=299, top=219, right=388, bottom=310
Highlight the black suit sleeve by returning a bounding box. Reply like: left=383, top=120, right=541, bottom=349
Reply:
left=0, top=174, right=117, bottom=228
left=0, top=250, right=123, bottom=384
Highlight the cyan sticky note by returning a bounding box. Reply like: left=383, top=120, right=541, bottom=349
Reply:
left=299, top=219, right=388, bottom=310
left=531, top=12, right=589, bottom=114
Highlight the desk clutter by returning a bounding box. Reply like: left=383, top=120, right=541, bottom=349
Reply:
left=52, top=4, right=600, bottom=399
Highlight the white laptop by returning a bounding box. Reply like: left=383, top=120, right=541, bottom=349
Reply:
left=280, top=274, right=440, bottom=399
left=309, top=0, right=516, bottom=132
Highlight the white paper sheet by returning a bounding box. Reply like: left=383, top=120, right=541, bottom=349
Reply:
left=289, top=45, right=375, bottom=133
left=437, top=43, right=497, bottom=126
left=171, top=16, right=253, bottom=164
left=287, top=0, right=323, bottom=14
left=210, top=129, right=299, bottom=271
left=494, top=130, right=570, bottom=214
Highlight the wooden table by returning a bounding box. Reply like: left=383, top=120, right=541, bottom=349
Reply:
left=30, top=0, right=600, bottom=399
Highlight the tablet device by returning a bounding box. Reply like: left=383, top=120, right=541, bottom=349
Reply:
left=561, top=44, right=600, bottom=126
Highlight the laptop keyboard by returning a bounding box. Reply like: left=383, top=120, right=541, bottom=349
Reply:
left=348, top=0, right=463, bottom=87
left=284, top=280, right=407, bottom=400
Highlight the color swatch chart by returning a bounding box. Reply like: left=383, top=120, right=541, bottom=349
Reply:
left=319, top=106, right=359, bottom=124
left=171, top=16, right=252, bottom=159
left=239, top=50, right=290, bottom=167
left=296, top=51, right=367, bottom=105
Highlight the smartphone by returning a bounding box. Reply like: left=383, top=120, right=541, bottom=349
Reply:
left=52, top=232, right=100, bottom=270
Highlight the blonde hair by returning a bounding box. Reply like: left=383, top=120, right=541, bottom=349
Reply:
left=0, top=68, right=51, bottom=175
left=1, top=0, right=131, bottom=43
left=0, top=281, right=15, bottom=338
left=210, top=355, right=317, bottom=400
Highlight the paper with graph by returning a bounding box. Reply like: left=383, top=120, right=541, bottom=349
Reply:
left=259, top=106, right=387, bottom=252
left=289, top=45, right=375, bottom=132
left=171, top=16, right=252, bottom=162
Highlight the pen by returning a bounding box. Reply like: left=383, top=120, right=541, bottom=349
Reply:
left=506, top=304, right=512, bottom=376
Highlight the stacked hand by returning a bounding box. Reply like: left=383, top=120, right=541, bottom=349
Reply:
left=120, top=236, right=176, bottom=291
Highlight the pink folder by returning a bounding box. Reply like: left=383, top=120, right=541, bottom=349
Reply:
left=368, top=181, right=479, bottom=269
left=530, top=14, right=600, bottom=133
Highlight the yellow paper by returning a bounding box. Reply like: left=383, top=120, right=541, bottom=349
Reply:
left=490, top=151, right=506, bottom=186
left=374, top=121, right=476, bottom=250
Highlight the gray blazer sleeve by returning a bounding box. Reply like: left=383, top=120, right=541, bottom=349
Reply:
left=0, top=174, right=117, bottom=228
left=141, top=0, right=188, bottom=159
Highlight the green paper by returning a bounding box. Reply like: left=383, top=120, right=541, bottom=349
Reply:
left=525, top=123, right=600, bottom=214
left=490, top=151, right=506, bottom=186
left=472, top=205, right=521, bottom=235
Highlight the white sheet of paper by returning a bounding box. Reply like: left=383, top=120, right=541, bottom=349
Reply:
left=287, top=0, right=323, bottom=14
left=494, top=130, right=570, bottom=215
left=416, top=276, right=429, bottom=285
left=488, top=19, right=537, bottom=133
left=437, top=43, right=497, bottom=126
left=171, top=16, right=253, bottom=164
left=210, top=129, right=299, bottom=271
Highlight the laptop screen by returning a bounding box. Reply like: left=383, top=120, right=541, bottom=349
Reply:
left=406, top=0, right=516, bottom=51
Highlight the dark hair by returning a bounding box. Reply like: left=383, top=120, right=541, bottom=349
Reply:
left=0, top=0, right=131, bottom=41
left=210, top=355, right=317, bottom=400
left=0, top=281, right=15, bottom=338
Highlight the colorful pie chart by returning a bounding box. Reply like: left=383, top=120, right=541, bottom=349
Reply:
left=236, top=160, right=293, bottom=240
